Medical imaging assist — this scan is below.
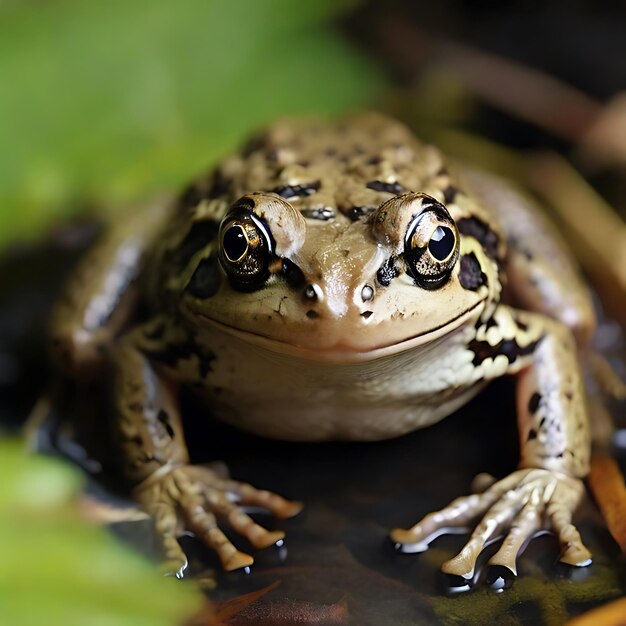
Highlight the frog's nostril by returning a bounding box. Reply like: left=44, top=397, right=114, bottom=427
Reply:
left=304, top=283, right=323, bottom=302
left=361, top=285, right=374, bottom=302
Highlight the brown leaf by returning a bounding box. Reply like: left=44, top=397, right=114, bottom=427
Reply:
left=589, top=456, right=626, bottom=553
left=186, top=580, right=281, bottom=626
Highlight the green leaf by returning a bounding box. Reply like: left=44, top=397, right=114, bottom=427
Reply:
left=0, top=440, right=201, bottom=626
left=0, top=0, right=382, bottom=247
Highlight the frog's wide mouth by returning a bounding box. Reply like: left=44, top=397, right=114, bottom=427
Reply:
left=198, top=299, right=485, bottom=364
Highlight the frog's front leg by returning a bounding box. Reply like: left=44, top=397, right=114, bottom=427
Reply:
left=392, top=306, right=591, bottom=581
left=112, top=324, right=302, bottom=577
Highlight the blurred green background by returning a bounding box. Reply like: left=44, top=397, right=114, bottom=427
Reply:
left=0, top=0, right=382, bottom=247
left=0, top=2, right=381, bottom=624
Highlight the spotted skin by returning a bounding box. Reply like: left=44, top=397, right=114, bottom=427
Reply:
left=50, top=113, right=595, bottom=582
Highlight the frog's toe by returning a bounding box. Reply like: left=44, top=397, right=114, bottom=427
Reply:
left=220, top=478, right=304, bottom=519
left=441, top=492, right=523, bottom=579
left=486, top=501, right=542, bottom=576
left=152, top=501, right=189, bottom=578
left=200, top=484, right=286, bottom=548
left=548, top=502, right=592, bottom=566
left=180, top=489, right=255, bottom=571
left=138, top=464, right=300, bottom=571
left=392, top=471, right=525, bottom=552
left=391, top=494, right=481, bottom=549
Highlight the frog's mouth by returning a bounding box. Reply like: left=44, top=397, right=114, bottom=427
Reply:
left=198, top=298, right=485, bottom=364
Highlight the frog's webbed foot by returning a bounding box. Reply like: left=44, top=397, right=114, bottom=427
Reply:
left=391, top=468, right=591, bottom=582
left=134, top=464, right=303, bottom=576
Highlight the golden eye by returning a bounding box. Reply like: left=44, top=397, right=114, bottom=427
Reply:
left=218, top=208, right=274, bottom=289
left=404, top=202, right=459, bottom=290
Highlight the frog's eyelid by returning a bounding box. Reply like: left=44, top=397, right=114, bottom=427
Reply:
left=371, top=192, right=454, bottom=249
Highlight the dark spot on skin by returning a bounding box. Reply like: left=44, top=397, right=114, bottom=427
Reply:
left=157, top=410, right=174, bottom=439
left=301, top=207, right=335, bottom=221
left=306, top=310, right=318, bottom=319
left=469, top=336, right=542, bottom=367
left=437, top=166, right=449, bottom=176
left=457, top=217, right=500, bottom=259
left=459, top=253, right=487, bottom=291
left=565, top=391, right=573, bottom=400
left=366, top=180, right=406, bottom=195
left=377, top=257, right=399, bottom=287
left=442, top=185, right=458, bottom=204
left=271, top=181, right=321, bottom=199
left=361, top=311, right=373, bottom=319
left=474, top=316, right=498, bottom=331
left=529, top=392, right=542, bottom=413
left=143, top=332, right=215, bottom=381
left=198, top=354, right=214, bottom=379
left=344, top=205, right=376, bottom=221
left=186, top=255, right=221, bottom=299
left=144, top=322, right=166, bottom=341
left=282, top=259, right=306, bottom=289
left=515, top=318, right=529, bottom=332
left=367, top=156, right=382, bottom=165
left=175, top=220, right=220, bottom=268
left=528, top=429, right=537, bottom=440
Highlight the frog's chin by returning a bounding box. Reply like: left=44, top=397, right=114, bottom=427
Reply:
left=198, top=299, right=484, bottom=364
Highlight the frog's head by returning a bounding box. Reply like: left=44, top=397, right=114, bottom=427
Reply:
left=181, top=191, right=498, bottom=362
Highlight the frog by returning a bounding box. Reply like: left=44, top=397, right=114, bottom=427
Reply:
left=50, top=112, right=596, bottom=585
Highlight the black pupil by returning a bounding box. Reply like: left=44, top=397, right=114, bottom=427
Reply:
left=428, top=226, right=454, bottom=260
left=223, top=224, right=248, bottom=262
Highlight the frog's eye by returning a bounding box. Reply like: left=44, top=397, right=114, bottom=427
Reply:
left=404, top=203, right=459, bottom=290
left=218, top=209, right=274, bottom=289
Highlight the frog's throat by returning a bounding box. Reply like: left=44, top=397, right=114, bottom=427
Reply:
left=199, top=298, right=486, bottom=364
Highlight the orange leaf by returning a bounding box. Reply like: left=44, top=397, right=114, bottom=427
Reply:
left=589, top=456, right=626, bottom=553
